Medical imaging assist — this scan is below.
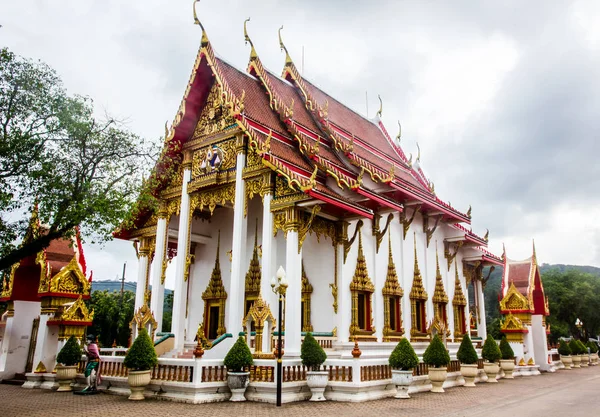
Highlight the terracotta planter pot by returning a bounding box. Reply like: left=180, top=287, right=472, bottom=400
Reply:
left=580, top=354, right=589, bottom=367
left=560, top=355, right=572, bottom=370
left=483, top=362, right=499, bottom=383
left=460, top=364, right=478, bottom=387
left=499, top=359, right=515, bottom=379
left=128, top=369, right=152, bottom=400
left=572, top=354, right=581, bottom=368
left=427, top=367, right=447, bottom=393
left=227, top=371, right=250, bottom=402
left=56, top=365, right=78, bottom=392
left=391, top=370, right=413, bottom=398
left=306, top=370, right=329, bottom=401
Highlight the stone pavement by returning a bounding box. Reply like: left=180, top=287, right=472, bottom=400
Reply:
left=2, top=367, right=599, bottom=417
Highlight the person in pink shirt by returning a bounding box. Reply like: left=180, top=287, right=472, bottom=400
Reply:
left=82, top=334, right=101, bottom=392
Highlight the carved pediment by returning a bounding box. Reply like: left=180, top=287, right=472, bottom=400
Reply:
left=501, top=313, right=527, bottom=332
left=59, top=296, right=94, bottom=322
left=500, top=282, right=531, bottom=312
left=44, top=256, right=90, bottom=296
left=242, top=296, right=275, bottom=327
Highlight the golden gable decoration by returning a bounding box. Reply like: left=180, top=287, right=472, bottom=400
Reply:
left=432, top=249, right=448, bottom=304
left=59, top=296, right=94, bottom=322
left=43, top=256, right=90, bottom=296
left=383, top=236, right=404, bottom=340
left=382, top=236, right=403, bottom=298
left=193, top=82, right=237, bottom=139
left=500, top=313, right=527, bottom=343
left=242, top=295, right=275, bottom=356
left=409, top=234, right=427, bottom=301
left=349, top=232, right=374, bottom=293
left=349, top=231, right=375, bottom=339
left=244, top=222, right=261, bottom=294
left=499, top=282, right=531, bottom=312
left=452, top=260, right=466, bottom=306
left=0, top=262, right=19, bottom=299
left=130, top=304, right=158, bottom=340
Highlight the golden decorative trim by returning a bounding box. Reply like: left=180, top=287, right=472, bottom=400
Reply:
left=245, top=222, right=261, bottom=295
left=410, top=233, right=428, bottom=337
left=444, top=240, right=464, bottom=272
left=343, top=220, right=364, bottom=263
left=301, top=264, right=313, bottom=332
left=130, top=304, right=158, bottom=340
left=349, top=231, right=375, bottom=338
left=0, top=262, right=19, bottom=299
left=202, top=230, right=227, bottom=337
left=43, top=256, right=91, bottom=296
left=423, top=214, right=442, bottom=248
left=499, top=282, right=531, bottom=312
left=383, top=235, right=404, bottom=340
left=34, top=361, right=47, bottom=373
left=298, top=205, right=321, bottom=253
left=242, top=295, right=275, bottom=354
left=59, top=296, right=94, bottom=322
left=399, top=205, right=420, bottom=240
left=189, top=183, right=235, bottom=215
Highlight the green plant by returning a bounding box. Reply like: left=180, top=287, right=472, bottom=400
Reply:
left=499, top=336, right=514, bottom=360
left=301, top=332, right=327, bottom=371
left=389, top=338, right=419, bottom=370
left=456, top=334, right=478, bottom=365
left=557, top=340, right=571, bottom=356
left=481, top=334, right=501, bottom=363
left=123, top=328, right=158, bottom=371
left=56, top=336, right=82, bottom=366
left=423, top=334, right=450, bottom=368
left=586, top=341, right=599, bottom=354
left=569, top=339, right=583, bottom=355
left=577, top=340, right=588, bottom=354
left=224, top=336, right=253, bottom=372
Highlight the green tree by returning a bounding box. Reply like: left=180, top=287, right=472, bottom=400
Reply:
left=0, top=48, right=157, bottom=271
left=89, top=290, right=135, bottom=347
left=162, top=292, right=173, bottom=332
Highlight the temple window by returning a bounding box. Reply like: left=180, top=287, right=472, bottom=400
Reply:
left=349, top=232, right=375, bottom=339
left=301, top=265, right=313, bottom=332
left=409, top=234, right=428, bottom=340
left=244, top=225, right=261, bottom=332
left=201, top=231, right=227, bottom=340
left=452, top=260, right=467, bottom=339
left=383, top=237, right=404, bottom=341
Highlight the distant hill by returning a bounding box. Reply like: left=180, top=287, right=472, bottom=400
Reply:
left=483, top=263, right=600, bottom=322
left=91, top=279, right=173, bottom=297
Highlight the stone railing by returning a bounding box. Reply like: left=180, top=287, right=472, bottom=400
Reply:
left=96, top=356, right=194, bottom=383
left=99, top=348, right=128, bottom=357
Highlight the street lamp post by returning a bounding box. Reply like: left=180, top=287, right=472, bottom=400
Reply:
left=271, top=266, right=288, bottom=407
left=576, top=318, right=583, bottom=338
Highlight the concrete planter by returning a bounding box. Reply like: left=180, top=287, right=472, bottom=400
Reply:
left=499, top=359, right=515, bottom=379
left=127, top=369, right=151, bottom=400
left=483, top=362, right=499, bottom=383
left=56, top=365, right=78, bottom=392
left=427, top=367, right=447, bottom=393
left=460, top=364, right=478, bottom=387
left=572, top=354, right=581, bottom=368
left=306, top=370, right=329, bottom=401
left=580, top=354, right=589, bottom=367
left=591, top=353, right=599, bottom=365
left=560, top=355, right=573, bottom=370
left=391, top=370, right=413, bottom=398
left=227, top=371, right=250, bottom=402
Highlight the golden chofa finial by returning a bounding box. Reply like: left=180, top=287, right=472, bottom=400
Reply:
left=193, top=0, right=209, bottom=46
left=376, top=95, right=383, bottom=118
left=278, top=26, right=293, bottom=66
left=416, top=142, right=421, bottom=162
left=395, top=121, right=401, bottom=144
left=244, top=18, right=258, bottom=61
left=466, top=205, right=472, bottom=218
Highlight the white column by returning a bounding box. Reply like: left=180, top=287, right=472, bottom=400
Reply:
left=476, top=280, right=487, bottom=339
left=226, top=151, right=248, bottom=335
left=373, top=227, right=385, bottom=342
left=172, top=164, right=192, bottom=350
left=30, top=314, right=57, bottom=374
left=285, top=229, right=302, bottom=356
left=335, top=242, right=350, bottom=342
left=150, top=216, right=168, bottom=334
left=260, top=193, right=276, bottom=308
left=400, top=226, right=412, bottom=340
left=134, top=241, right=151, bottom=312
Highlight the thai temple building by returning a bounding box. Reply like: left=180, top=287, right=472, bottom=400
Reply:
left=499, top=243, right=553, bottom=373
left=106, top=9, right=507, bottom=400
left=0, top=209, right=94, bottom=386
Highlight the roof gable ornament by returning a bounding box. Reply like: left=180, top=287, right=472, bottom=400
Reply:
left=192, top=0, right=209, bottom=46
left=244, top=18, right=258, bottom=61
left=376, top=95, right=383, bottom=118
left=395, top=121, right=401, bottom=146
left=278, top=26, right=293, bottom=66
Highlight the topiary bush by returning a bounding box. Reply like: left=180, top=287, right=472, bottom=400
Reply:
left=577, top=340, right=588, bottom=354
left=123, top=328, right=158, bottom=371
left=457, top=334, right=478, bottom=365
left=557, top=340, right=571, bottom=356
left=499, top=336, right=514, bottom=360
left=57, top=335, right=82, bottom=366
left=587, top=341, right=599, bottom=354
left=481, top=334, right=501, bottom=363
left=568, top=339, right=580, bottom=355
left=224, top=335, right=253, bottom=372
left=423, top=334, right=450, bottom=368
left=389, top=338, right=419, bottom=370
left=301, top=332, right=327, bottom=371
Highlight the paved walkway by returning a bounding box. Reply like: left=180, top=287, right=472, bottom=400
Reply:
left=2, top=367, right=599, bottom=417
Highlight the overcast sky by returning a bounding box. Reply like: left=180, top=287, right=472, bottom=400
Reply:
left=2, top=0, right=599, bottom=288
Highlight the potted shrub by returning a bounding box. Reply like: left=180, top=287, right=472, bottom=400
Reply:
left=456, top=334, right=479, bottom=387
left=223, top=335, right=253, bottom=402
left=499, top=337, right=516, bottom=379
left=481, top=334, right=501, bottom=383
left=558, top=340, right=572, bottom=370
left=389, top=338, right=420, bottom=398
left=569, top=339, right=582, bottom=368
left=56, top=335, right=82, bottom=392
left=123, top=328, right=158, bottom=400
left=578, top=340, right=589, bottom=367
left=423, top=334, right=450, bottom=393
left=301, top=332, right=328, bottom=401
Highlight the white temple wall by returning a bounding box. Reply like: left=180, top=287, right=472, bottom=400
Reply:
left=373, top=214, right=390, bottom=342
left=522, top=325, right=534, bottom=363
left=398, top=219, right=412, bottom=340
left=338, top=218, right=362, bottom=342
left=302, top=232, right=335, bottom=334
left=531, top=315, right=550, bottom=370
left=0, top=301, right=40, bottom=379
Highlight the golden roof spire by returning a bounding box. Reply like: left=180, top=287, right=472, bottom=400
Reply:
left=410, top=232, right=427, bottom=300
left=413, top=232, right=420, bottom=275
left=278, top=26, right=293, bottom=66
left=350, top=230, right=374, bottom=292
left=383, top=234, right=402, bottom=297
left=452, top=258, right=466, bottom=306
left=202, top=230, right=227, bottom=301
left=244, top=220, right=261, bottom=293
left=244, top=18, right=258, bottom=61
left=193, top=0, right=209, bottom=46
left=433, top=243, right=448, bottom=304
